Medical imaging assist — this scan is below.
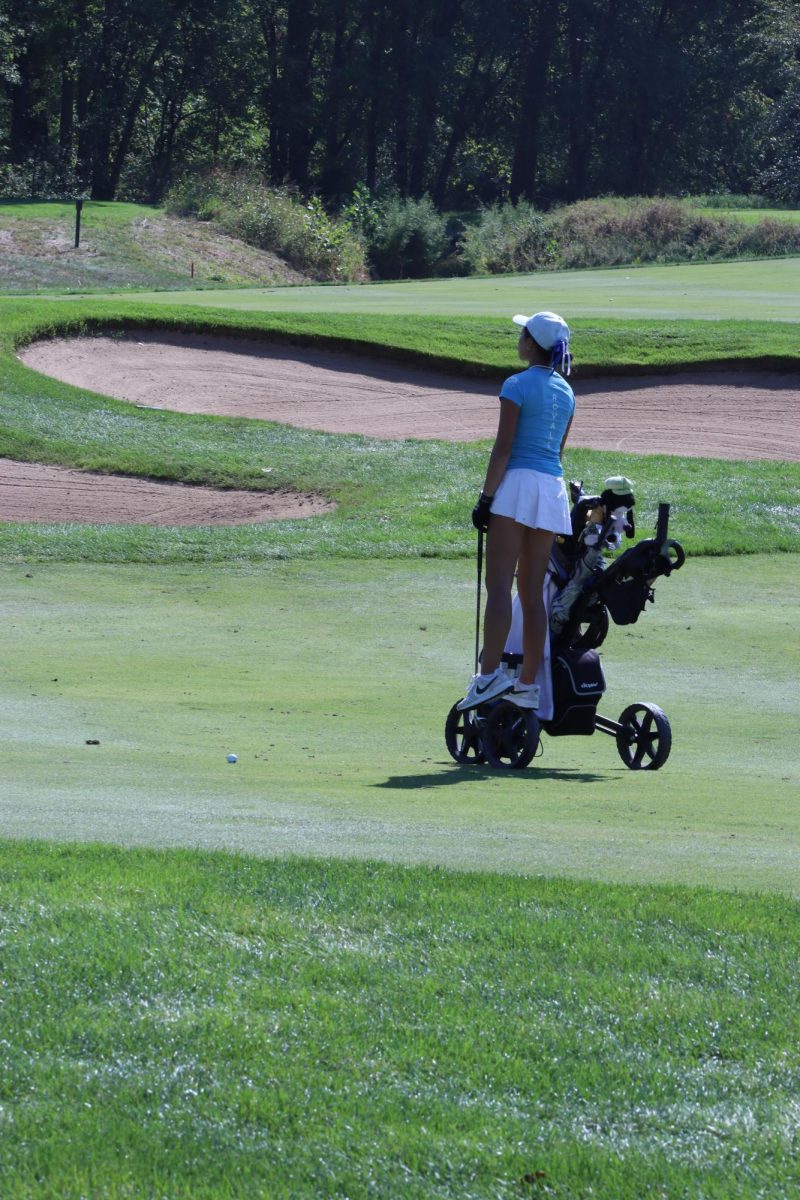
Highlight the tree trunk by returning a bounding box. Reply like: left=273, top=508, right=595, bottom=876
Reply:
left=59, top=68, right=75, bottom=160
left=365, top=4, right=387, bottom=190
left=565, top=0, right=621, bottom=198
left=258, top=3, right=286, bottom=180
left=408, top=0, right=464, bottom=197
left=509, top=0, right=560, bottom=202
left=392, top=1, right=411, bottom=194
left=284, top=0, right=316, bottom=187
left=319, top=0, right=349, bottom=199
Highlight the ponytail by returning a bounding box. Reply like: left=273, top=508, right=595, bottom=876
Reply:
left=550, top=338, right=571, bottom=376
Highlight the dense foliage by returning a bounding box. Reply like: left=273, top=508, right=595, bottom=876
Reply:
left=163, top=182, right=800, bottom=278
left=165, top=169, right=369, bottom=279
left=1, top=0, right=798, bottom=208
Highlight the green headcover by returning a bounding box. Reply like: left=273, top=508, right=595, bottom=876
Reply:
left=603, top=475, right=635, bottom=496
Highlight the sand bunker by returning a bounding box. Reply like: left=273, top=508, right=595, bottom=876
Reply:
left=0, top=457, right=333, bottom=526
left=22, top=331, right=800, bottom=458
left=10, top=330, right=800, bottom=525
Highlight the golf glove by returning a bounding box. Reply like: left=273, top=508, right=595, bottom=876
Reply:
left=472, top=492, right=493, bottom=531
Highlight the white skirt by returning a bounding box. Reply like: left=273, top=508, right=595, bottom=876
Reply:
left=491, top=468, right=572, bottom=534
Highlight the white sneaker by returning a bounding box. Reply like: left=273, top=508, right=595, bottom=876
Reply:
left=456, top=668, right=513, bottom=711
left=507, top=683, right=540, bottom=709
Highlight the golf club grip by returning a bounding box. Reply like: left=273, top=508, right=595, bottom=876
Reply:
left=655, top=503, right=670, bottom=546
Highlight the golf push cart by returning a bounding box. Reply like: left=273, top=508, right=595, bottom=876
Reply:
left=445, top=477, right=686, bottom=771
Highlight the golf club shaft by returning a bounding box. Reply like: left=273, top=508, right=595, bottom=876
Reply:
left=475, top=527, right=484, bottom=673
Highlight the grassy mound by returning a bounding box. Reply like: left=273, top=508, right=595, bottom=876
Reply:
left=0, top=200, right=311, bottom=292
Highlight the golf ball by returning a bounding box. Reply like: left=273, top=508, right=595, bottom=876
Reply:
left=226, top=753, right=238, bottom=764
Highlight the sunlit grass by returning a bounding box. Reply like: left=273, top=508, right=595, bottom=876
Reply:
left=2, top=299, right=798, bottom=562
left=1, top=842, right=798, bottom=1200
left=2, top=555, right=797, bottom=892
left=47, top=256, right=800, bottom=322
left=0, top=199, right=163, bottom=222
left=694, top=207, right=800, bottom=224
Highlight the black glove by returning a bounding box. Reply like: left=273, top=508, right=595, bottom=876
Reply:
left=471, top=492, right=493, bottom=531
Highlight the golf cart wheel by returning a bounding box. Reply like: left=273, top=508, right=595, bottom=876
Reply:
left=480, top=701, right=540, bottom=770
left=571, top=605, right=609, bottom=651
left=615, top=702, right=671, bottom=770
left=445, top=703, right=486, bottom=765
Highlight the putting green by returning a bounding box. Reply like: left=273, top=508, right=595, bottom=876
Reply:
left=2, top=555, right=797, bottom=894
left=45, top=256, right=800, bottom=321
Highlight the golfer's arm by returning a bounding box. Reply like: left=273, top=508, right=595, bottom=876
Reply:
left=482, top=399, right=519, bottom=495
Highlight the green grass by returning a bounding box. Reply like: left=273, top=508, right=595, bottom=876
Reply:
left=0, top=198, right=164, bottom=222
left=2, top=299, right=799, bottom=563
left=2, top=251, right=800, bottom=1196
left=0, top=201, right=305, bottom=291
left=2, top=555, right=797, bottom=894
left=56, top=256, right=800, bottom=321
left=695, top=206, right=800, bottom=225
left=1, top=840, right=799, bottom=1199
left=9, top=297, right=800, bottom=372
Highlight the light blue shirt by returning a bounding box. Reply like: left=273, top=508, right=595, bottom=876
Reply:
left=500, top=366, right=575, bottom=476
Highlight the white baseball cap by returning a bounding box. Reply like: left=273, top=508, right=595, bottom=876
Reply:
left=512, top=311, right=571, bottom=349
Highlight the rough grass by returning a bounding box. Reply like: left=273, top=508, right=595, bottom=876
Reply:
left=0, top=201, right=309, bottom=292
left=694, top=206, right=800, bottom=224
left=1, top=842, right=798, bottom=1200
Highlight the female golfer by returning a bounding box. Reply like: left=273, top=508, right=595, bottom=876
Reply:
left=457, top=311, right=575, bottom=712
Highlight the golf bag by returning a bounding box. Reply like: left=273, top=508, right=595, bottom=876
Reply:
left=549, top=478, right=685, bottom=651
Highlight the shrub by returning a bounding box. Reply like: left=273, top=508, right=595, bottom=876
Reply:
left=0, top=156, right=77, bottom=200
left=549, top=197, right=750, bottom=267
left=459, top=202, right=554, bottom=274
left=164, top=170, right=368, bottom=282
left=346, top=191, right=449, bottom=279
left=737, top=218, right=800, bottom=257
left=456, top=195, right=800, bottom=275
left=163, top=173, right=224, bottom=221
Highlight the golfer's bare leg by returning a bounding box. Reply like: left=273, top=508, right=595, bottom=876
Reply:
left=481, top=514, right=523, bottom=674
left=516, top=528, right=554, bottom=685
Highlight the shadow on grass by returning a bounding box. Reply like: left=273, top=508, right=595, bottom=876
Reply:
left=376, top=765, right=608, bottom=788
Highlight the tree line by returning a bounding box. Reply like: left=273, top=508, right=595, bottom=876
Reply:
left=1, top=0, right=798, bottom=207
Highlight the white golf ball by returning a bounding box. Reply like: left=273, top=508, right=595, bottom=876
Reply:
left=227, top=753, right=238, bottom=764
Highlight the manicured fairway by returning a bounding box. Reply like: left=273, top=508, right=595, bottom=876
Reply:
left=2, top=554, right=797, bottom=894
left=53, top=256, right=800, bottom=321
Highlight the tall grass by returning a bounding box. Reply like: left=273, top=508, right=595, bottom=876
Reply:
left=460, top=197, right=800, bottom=274
left=459, top=201, right=555, bottom=274
left=165, top=170, right=368, bottom=283
left=690, top=193, right=776, bottom=210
